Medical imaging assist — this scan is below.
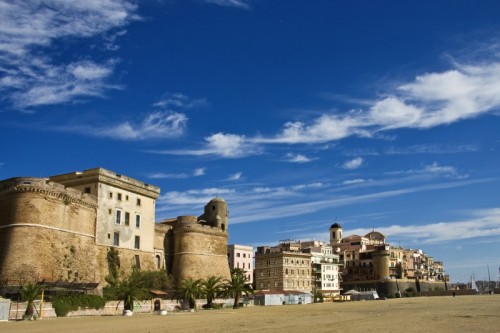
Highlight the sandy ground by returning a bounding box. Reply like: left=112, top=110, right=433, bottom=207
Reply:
left=1, top=295, right=499, bottom=333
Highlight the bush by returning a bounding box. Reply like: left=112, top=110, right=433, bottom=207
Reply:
left=52, top=294, right=106, bottom=317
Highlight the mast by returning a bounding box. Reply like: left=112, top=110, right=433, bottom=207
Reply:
left=487, top=265, right=491, bottom=291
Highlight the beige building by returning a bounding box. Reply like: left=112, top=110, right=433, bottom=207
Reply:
left=227, top=244, right=254, bottom=284
left=49, top=168, right=160, bottom=269
left=254, top=241, right=312, bottom=292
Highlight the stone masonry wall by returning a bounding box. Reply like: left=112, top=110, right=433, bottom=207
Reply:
left=0, top=179, right=99, bottom=285
left=172, top=225, right=230, bottom=284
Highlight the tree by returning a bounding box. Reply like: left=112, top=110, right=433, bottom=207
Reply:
left=224, top=268, right=253, bottom=309
left=200, top=276, right=223, bottom=308
left=106, top=268, right=149, bottom=312
left=173, top=278, right=202, bottom=310
left=20, top=283, right=42, bottom=319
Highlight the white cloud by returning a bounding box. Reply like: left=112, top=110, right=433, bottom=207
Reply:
left=342, top=179, right=366, bottom=185
left=252, top=60, right=500, bottom=145
left=153, top=92, right=208, bottom=110
left=387, top=162, right=467, bottom=179
left=59, top=111, right=187, bottom=140
left=204, top=0, right=252, bottom=9
left=193, top=168, right=206, bottom=176
left=345, top=208, right=500, bottom=244
left=98, top=111, right=187, bottom=140
left=3, top=59, right=120, bottom=108
left=0, top=0, right=138, bottom=108
left=158, top=132, right=260, bottom=158
left=227, top=172, right=243, bottom=181
left=148, top=168, right=205, bottom=179
left=385, top=144, right=477, bottom=155
left=284, top=153, right=315, bottom=163
left=342, top=157, right=363, bottom=170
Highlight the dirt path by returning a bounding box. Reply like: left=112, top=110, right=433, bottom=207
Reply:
left=1, top=295, right=499, bottom=333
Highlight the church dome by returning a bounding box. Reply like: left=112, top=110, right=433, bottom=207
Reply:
left=330, top=222, right=342, bottom=229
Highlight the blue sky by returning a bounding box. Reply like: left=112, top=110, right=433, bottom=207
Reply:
left=1, top=0, right=500, bottom=283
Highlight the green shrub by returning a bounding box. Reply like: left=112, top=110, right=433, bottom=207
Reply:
left=52, top=294, right=106, bottom=317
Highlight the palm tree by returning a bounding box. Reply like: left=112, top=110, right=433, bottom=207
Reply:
left=173, top=278, right=202, bottom=310
left=200, top=276, right=223, bottom=308
left=109, top=269, right=149, bottom=312
left=20, top=283, right=42, bottom=319
left=224, top=268, right=253, bottom=309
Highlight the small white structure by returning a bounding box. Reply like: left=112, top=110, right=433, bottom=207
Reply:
left=0, top=299, right=10, bottom=321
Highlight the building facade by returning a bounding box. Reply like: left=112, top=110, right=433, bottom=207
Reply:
left=302, top=242, right=341, bottom=297
left=254, top=241, right=312, bottom=292
left=227, top=244, right=254, bottom=284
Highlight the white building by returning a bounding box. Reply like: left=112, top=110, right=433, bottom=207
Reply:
left=228, top=244, right=254, bottom=284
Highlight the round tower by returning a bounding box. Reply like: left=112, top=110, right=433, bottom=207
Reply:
left=372, top=247, right=391, bottom=280
left=202, top=197, right=228, bottom=231
left=330, top=222, right=342, bottom=245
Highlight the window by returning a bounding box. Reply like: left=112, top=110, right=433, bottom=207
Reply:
left=109, top=192, right=113, bottom=199
left=134, top=236, right=140, bottom=249
left=137, top=198, right=141, bottom=206
left=115, top=209, right=122, bottom=225
left=125, top=212, right=130, bottom=226
left=84, top=187, right=91, bottom=194
left=236, top=252, right=240, bottom=257
left=243, top=253, right=246, bottom=258
left=117, top=193, right=122, bottom=201
left=155, top=255, right=161, bottom=269
left=113, top=232, right=119, bottom=246
left=126, top=195, right=129, bottom=201
left=135, top=215, right=141, bottom=228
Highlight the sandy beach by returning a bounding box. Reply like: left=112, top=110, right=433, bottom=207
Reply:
left=1, top=295, right=499, bottom=333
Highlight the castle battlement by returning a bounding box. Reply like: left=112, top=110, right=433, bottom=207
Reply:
left=0, top=177, right=97, bottom=209
left=49, top=167, right=160, bottom=199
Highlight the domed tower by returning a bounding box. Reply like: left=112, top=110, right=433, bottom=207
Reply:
left=330, top=222, right=343, bottom=245
left=200, top=197, right=228, bottom=231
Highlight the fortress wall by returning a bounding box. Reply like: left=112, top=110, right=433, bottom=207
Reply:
left=0, top=179, right=99, bottom=284
left=341, top=280, right=448, bottom=296
left=95, top=245, right=158, bottom=285
left=172, top=226, right=230, bottom=283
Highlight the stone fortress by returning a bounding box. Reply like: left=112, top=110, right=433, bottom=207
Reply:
left=0, top=168, right=230, bottom=294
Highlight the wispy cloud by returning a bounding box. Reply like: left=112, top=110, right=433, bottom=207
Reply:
left=251, top=60, right=500, bottom=145
left=193, top=168, right=206, bottom=176
left=60, top=111, right=187, bottom=140
left=155, top=132, right=260, bottom=158
left=342, top=157, right=363, bottom=170
left=385, top=144, right=478, bottom=155
left=227, top=172, right=243, bottom=181
left=153, top=92, right=208, bottom=110
left=386, top=162, right=468, bottom=179
left=344, top=208, right=500, bottom=244
left=284, top=153, right=315, bottom=163
left=0, top=0, right=138, bottom=108
left=204, top=0, right=252, bottom=10
left=342, top=178, right=368, bottom=186
left=156, top=176, right=491, bottom=224
left=148, top=168, right=206, bottom=179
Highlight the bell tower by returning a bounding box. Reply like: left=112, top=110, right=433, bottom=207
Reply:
left=330, top=222, right=342, bottom=245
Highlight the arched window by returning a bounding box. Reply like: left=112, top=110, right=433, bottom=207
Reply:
left=155, top=255, right=161, bottom=269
